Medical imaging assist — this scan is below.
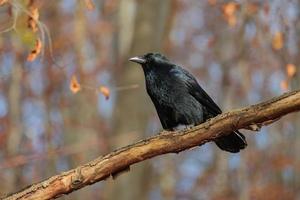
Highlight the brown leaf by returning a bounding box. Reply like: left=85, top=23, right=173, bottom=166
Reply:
left=99, top=86, right=110, bottom=100
left=286, top=63, right=297, bottom=78
left=27, top=38, right=42, bottom=61
left=70, top=75, right=81, bottom=94
left=272, top=32, right=283, bottom=50
left=84, top=0, right=95, bottom=11
left=222, top=2, right=239, bottom=27
left=280, top=80, right=288, bottom=91
left=0, top=0, right=8, bottom=6
left=28, top=0, right=39, bottom=32
left=222, top=2, right=238, bottom=16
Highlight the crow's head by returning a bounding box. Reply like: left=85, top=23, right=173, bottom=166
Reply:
left=129, top=53, right=170, bottom=70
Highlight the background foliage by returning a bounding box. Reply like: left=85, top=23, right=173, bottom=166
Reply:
left=0, top=0, right=299, bottom=199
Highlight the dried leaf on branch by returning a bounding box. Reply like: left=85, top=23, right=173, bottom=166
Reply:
left=0, top=0, right=8, bottom=6
left=272, top=32, right=284, bottom=50
left=28, top=0, right=39, bottom=32
left=280, top=80, right=288, bottom=91
left=99, top=86, right=110, bottom=100
left=286, top=64, right=297, bottom=78
left=222, top=2, right=239, bottom=27
left=27, top=38, right=42, bottom=61
left=84, top=0, right=95, bottom=10
left=70, top=75, right=81, bottom=94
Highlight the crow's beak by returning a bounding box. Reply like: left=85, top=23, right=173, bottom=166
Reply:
left=129, top=56, right=146, bottom=64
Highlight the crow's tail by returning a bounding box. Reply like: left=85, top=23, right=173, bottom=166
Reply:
left=214, top=131, right=247, bottom=153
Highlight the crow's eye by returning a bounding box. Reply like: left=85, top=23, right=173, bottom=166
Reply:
left=145, top=53, right=153, bottom=58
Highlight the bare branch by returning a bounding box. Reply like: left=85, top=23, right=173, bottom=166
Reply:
left=4, top=90, right=300, bottom=200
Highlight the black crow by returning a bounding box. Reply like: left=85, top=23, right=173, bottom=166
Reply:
left=129, top=53, right=247, bottom=153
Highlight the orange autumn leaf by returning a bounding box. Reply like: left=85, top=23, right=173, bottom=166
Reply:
left=280, top=80, right=288, bottom=91
left=272, top=32, right=283, bottom=50
left=84, top=0, right=95, bottom=10
left=27, top=38, right=42, bottom=61
left=222, top=2, right=238, bottom=27
left=0, top=0, right=8, bottom=6
left=286, top=63, right=297, bottom=77
left=28, top=0, right=39, bottom=32
left=99, top=86, right=110, bottom=100
left=223, top=2, right=237, bottom=16
left=70, top=75, right=81, bottom=94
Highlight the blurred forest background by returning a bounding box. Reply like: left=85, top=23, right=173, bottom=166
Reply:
left=0, top=0, right=300, bottom=199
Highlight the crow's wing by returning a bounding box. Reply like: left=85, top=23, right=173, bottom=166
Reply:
left=171, top=66, right=222, bottom=116
left=170, top=65, right=247, bottom=153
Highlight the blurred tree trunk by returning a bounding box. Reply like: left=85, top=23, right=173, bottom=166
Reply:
left=237, top=62, right=250, bottom=200
left=6, top=59, right=23, bottom=192
left=210, top=18, right=250, bottom=199
left=107, top=1, right=171, bottom=200
left=211, top=82, right=232, bottom=199
left=62, top=3, right=101, bottom=200
left=42, top=1, right=59, bottom=181
left=294, top=114, right=300, bottom=195
left=210, top=26, right=235, bottom=199
left=292, top=60, right=300, bottom=195
left=43, top=66, right=56, bottom=178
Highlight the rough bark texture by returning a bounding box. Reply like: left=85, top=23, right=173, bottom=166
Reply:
left=4, top=90, right=300, bottom=200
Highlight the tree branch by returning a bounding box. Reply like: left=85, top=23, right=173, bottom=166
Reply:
left=4, top=90, right=300, bottom=200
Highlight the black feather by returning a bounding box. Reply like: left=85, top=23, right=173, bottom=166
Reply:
left=129, top=53, right=247, bottom=153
